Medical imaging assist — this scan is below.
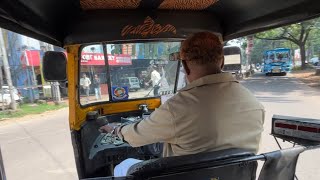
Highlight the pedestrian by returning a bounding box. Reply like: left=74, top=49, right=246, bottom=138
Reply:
left=147, top=65, right=161, bottom=96
left=80, top=73, right=91, bottom=102
left=139, top=73, right=145, bottom=89
left=93, top=74, right=102, bottom=100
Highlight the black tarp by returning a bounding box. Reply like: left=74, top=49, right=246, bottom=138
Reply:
left=0, top=0, right=320, bottom=46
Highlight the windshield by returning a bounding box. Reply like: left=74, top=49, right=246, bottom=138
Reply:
left=79, top=42, right=181, bottom=105
left=265, top=50, right=291, bottom=64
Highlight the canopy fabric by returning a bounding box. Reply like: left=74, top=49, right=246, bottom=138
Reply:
left=0, top=0, right=319, bottom=46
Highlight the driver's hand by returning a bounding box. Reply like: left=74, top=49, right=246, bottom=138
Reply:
left=99, top=123, right=118, bottom=133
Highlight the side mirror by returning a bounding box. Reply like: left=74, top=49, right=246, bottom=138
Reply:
left=169, top=52, right=181, bottom=61
left=43, top=51, right=67, bottom=82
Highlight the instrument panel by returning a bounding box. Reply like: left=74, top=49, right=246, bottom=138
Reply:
left=87, top=113, right=162, bottom=161
left=272, top=115, right=320, bottom=146
left=100, top=133, right=124, bottom=145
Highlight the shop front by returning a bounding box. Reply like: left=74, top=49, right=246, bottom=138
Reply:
left=80, top=52, right=132, bottom=95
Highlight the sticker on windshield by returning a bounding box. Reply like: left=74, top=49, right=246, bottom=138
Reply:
left=112, top=86, right=129, bottom=101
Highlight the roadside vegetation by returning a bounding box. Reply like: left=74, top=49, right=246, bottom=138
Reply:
left=0, top=102, right=67, bottom=120
left=227, top=17, right=320, bottom=71
left=290, top=66, right=320, bottom=90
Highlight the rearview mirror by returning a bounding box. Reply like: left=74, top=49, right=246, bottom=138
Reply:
left=43, top=51, right=67, bottom=82
left=169, top=52, right=181, bottom=61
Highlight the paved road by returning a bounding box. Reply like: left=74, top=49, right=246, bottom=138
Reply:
left=242, top=72, right=320, bottom=180
left=1, top=72, right=320, bottom=179
left=0, top=108, right=78, bottom=180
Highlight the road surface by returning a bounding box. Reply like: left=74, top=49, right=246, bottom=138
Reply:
left=242, top=73, right=320, bottom=180
left=1, top=72, right=320, bottom=179
left=0, top=108, right=77, bottom=180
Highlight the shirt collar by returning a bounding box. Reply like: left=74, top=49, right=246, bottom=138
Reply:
left=179, top=72, right=238, bottom=91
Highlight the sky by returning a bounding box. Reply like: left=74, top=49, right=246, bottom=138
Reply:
left=21, top=35, right=40, bottom=49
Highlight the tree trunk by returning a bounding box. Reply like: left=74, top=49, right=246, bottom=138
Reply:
left=300, top=44, right=306, bottom=69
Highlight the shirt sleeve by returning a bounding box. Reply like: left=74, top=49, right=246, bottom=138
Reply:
left=120, top=103, right=176, bottom=147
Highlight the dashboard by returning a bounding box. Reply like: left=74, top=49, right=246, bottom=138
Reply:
left=84, top=111, right=163, bottom=167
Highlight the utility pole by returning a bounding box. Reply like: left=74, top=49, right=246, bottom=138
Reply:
left=0, top=52, right=4, bottom=111
left=0, top=28, right=16, bottom=110
left=246, top=35, right=254, bottom=75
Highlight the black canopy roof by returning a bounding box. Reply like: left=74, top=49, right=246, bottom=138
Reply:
left=0, top=0, right=320, bottom=46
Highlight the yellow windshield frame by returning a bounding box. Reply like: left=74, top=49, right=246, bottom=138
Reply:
left=66, top=45, right=161, bottom=130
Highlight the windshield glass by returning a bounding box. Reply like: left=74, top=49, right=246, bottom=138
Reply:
left=79, top=42, right=181, bottom=105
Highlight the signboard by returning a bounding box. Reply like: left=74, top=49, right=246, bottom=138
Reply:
left=152, top=59, right=169, bottom=65
left=81, top=53, right=132, bottom=66
left=20, top=50, right=41, bottom=67
left=294, top=49, right=300, bottom=60
left=20, top=50, right=67, bottom=67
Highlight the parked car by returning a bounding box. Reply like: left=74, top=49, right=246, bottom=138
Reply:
left=119, top=77, right=141, bottom=91
left=309, top=57, right=319, bottom=66
left=0, top=86, right=22, bottom=108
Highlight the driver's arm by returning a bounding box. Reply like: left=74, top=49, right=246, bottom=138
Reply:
left=119, top=103, right=177, bottom=147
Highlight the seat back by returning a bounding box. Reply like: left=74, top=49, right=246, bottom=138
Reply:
left=127, top=148, right=258, bottom=180
left=0, top=147, right=6, bottom=180
left=258, top=146, right=305, bottom=180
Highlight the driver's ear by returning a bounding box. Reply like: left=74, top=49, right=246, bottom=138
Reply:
left=182, top=61, right=190, bottom=75
left=220, top=56, right=225, bottom=69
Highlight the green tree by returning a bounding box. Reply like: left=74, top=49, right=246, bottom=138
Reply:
left=250, top=39, right=273, bottom=64
left=255, top=19, right=319, bottom=69
left=306, top=25, right=320, bottom=59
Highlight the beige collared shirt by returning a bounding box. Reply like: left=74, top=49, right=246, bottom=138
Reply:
left=121, top=73, right=265, bottom=157
left=80, top=77, right=91, bottom=87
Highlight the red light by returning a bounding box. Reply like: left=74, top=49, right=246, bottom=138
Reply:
left=298, top=126, right=318, bottom=133
left=275, top=123, right=297, bottom=130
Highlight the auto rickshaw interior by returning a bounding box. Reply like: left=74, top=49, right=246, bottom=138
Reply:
left=1, top=0, right=320, bottom=180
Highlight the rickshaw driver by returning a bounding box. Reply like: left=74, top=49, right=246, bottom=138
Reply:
left=100, top=32, right=265, bottom=176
